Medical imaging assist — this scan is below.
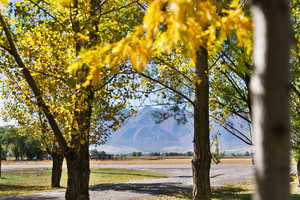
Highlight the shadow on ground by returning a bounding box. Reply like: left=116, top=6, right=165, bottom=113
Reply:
left=0, top=196, right=58, bottom=200
left=92, top=182, right=300, bottom=200
left=0, top=184, right=46, bottom=192
left=92, top=171, right=167, bottom=178
left=91, top=182, right=253, bottom=199
left=91, top=182, right=191, bottom=196
left=0, top=192, right=60, bottom=200
left=0, top=184, right=61, bottom=200
left=1, top=180, right=299, bottom=200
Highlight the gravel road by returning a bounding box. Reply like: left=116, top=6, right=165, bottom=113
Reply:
left=0, top=164, right=254, bottom=200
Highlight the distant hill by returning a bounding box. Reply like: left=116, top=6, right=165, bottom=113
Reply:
left=93, top=107, right=253, bottom=154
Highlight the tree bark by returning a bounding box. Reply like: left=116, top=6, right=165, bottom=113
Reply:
left=0, top=145, right=2, bottom=178
left=192, top=48, right=211, bottom=200
left=51, top=153, right=64, bottom=188
left=65, top=144, right=90, bottom=200
left=64, top=87, right=93, bottom=200
left=251, top=1, right=292, bottom=200
left=297, top=159, right=300, bottom=187
left=64, top=96, right=93, bottom=200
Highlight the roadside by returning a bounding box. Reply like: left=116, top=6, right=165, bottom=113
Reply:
left=1, top=158, right=253, bottom=172
left=0, top=164, right=254, bottom=200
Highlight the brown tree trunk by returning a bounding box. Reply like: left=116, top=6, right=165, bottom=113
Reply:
left=51, top=153, right=64, bottom=188
left=251, top=1, right=292, bottom=200
left=63, top=0, right=96, bottom=199
left=0, top=145, right=2, bottom=178
left=65, top=143, right=90, bottom=200
left=64, top=90, right=93, bottom=200
left=192, top=48, right=211, bottom=200
left=297, top=159, right=300, bottom=187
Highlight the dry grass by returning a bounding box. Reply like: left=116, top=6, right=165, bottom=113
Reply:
left=2, top=160, right=52, bottom=165
left=2, top=157, right=253, bottom=166
left=91, top=158, right=252, bottom=165
left=91, top=158, right=192, bottom=165
left=220, top=158, right=252, bottom=165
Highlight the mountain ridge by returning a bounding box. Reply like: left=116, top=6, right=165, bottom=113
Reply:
left=93, top=107, right=252, bottom=154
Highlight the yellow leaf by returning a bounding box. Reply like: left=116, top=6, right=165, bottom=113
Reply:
left=0, top=0, right=8, bottom=6
left=80, top=139, right=85, bottom=145
left=31, top=73, right=39, bottom=76
left=77, top=33, right=90, bottom=41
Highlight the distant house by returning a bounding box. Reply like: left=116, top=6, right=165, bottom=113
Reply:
left=90, top=150, right=114, bottom=160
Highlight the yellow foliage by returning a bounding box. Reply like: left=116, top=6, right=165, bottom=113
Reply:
left=0, top=0, right=8, bottom=6
left=69, top=0, right=253, bottom=86
left=77, top=33, right=90, bottom=41
left=0, top=0, right=141, bottom=148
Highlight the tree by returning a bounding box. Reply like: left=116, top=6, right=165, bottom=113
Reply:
left=290, top=0, right=300, bottom=187
left=0, top=0, right=143, bottom=199
left=0, top=126, right=10, bottom=178
left=210, top=44, right=253, bottom=146
left=0, top=126, right=44, bottom=160
left=71, top=1, right=251, bottom=200
left=250, top=1, right=292, bottom=200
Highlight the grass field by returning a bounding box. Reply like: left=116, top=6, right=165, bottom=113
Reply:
left=0, top=168, right=168, bottom=197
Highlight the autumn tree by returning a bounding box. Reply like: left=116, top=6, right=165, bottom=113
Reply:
left=0, top=0, right=143, bottom=199
left=291, top=60, right=300, bottom=186
left=290, top=0, right=300, bottom=187
left=64, top=0, right=294, bottom=199
left=69, top=1, right=251, bottom=200
left=210, top=43, right=253, bottom=146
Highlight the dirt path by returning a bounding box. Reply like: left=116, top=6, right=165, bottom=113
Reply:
left=0, top=164, right=254, bottom=200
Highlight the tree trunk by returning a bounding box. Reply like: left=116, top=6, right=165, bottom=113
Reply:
left=64, top=77, right=94, bottom=200
left=192, top=48, right=211, bottom=200
left=51, top=153, right=64, bottom=188
left=64, top=98, right=92, bottom=200
left=0, top=145, right=2, bottom=178
left=251, top=1, right=291, bottom=200
left=297, top=159, right=300, bottom=187
left=65, top=144, right=90, bottom=200
left=63, top=0, right=96, bottom=199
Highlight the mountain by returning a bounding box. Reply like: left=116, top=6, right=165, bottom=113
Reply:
left=93, top=107, right=253, bottom=154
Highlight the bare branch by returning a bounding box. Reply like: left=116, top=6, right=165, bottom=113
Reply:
left=140, top=72, right=195, bottom=106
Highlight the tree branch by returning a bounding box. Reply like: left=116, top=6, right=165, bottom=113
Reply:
left=291, top=84, right=300, bottom=99
left=153, top=56, right=193, bottom=83
left=140, top=72, right=195, bottom=106
left=211, top=115, right=253, bottom=145
left=27, top=0, right=67, bottom=29
left=220, top=70, right=248, bottom=103
left=0, top=14, right=68, bottom=153
left=211, top=98, right=251, bottom=124
left=101, top=0, right=140, bottom=16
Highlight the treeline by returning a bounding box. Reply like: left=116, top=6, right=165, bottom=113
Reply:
left=0, top=126, right=46, bottom=160
left=89, top=150, right=194, bottom=159
left=132, top=151, right=194, bottom=157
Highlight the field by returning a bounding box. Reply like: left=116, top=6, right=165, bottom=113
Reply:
left=1, top=158, right=299, bottom=200
left=1, top=156, right=253, bottom=166
left=0, top=168, right=168, bottom=197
